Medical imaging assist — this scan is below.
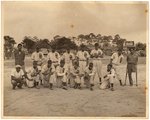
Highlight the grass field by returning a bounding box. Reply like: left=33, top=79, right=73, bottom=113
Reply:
left=3, top=56, right=147, bottom=117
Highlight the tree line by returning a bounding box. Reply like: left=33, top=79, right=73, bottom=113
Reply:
left=4, top=33, right=146, bottom=59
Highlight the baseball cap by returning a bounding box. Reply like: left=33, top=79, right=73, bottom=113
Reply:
left=15, top=65, right=21, bottom=68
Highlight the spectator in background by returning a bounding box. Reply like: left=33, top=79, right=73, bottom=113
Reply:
left=127, top=47, right=138, bottom=86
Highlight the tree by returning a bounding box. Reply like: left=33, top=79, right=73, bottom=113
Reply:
left=50, top=37, right=77, bottom=51
left=84, top=35, right=90, bottom=40
left=22, top=36, right=36, bottom=53
left=4, top=35, right=16, bottom=59
left=135, top=42, right=146, bottom=51
left=79, top=44, right=90, bottom=51
left=78, top=34, right=85, bottom=40
left=32, top=36, right=39, bottom=42
left=89, top=33, right=96, bottom=39
left=102, top=36, right=109, bottom=42
left=113, top=34, right=120, bottom=43
left=116, top=39, right=126, bottom=50
left=36, top=39, right=50, bottom=49
left=96, top=34, right=102, bottom=43
left=96, top=34, right=101, bottom=38
left=4, top=36, right=16, bottom=47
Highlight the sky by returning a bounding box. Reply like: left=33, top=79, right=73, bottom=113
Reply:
left=2, top=1, right=148, bottom=44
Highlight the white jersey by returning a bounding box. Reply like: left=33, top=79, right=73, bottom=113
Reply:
left=11, top=69, right=24, bottom=79
left=31, top=52, right=44, bottom=62
left=111, top=52, right=124, bottom=65
left=41, top=64, right=55, bottom=75
left=107, top=68, right=115, bottom=77
left=62, top=52, right=74, bottom=64
left=47, top=52, right=60, bottom=62
left=27, top=66, right=41, bottom=79
left=90, top=49, right=103, bottom=58
left=70, top=66, right=80, bottom=77
left=84, top=66, right=96, bottom=76
left=56, top=65, right=68, bottom=77
left=76, top=51, right=90, bottom=61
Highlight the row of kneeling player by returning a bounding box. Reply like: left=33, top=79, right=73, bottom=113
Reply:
left=11, top=59, right=116, bottom=91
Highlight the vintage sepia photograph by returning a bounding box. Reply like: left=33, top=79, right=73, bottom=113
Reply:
left=1, top=1, right=148, bottom=118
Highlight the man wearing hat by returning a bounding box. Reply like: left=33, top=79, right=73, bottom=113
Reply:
left=90, top=43, right=103, bottom=85
left=127, top=47, right=138, bottom=86
left=110, top=49, right=124, bottom=86
left=11, top=65, right=25, bottom=90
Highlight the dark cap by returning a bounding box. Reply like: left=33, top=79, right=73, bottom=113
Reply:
left=17, top=43, right=22, bottom=47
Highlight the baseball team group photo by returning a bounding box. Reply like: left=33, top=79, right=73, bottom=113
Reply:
left=2, top=1, right=148, bottom=118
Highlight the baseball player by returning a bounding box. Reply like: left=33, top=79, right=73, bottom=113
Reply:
left=62, top=49, right=75, bottom=84
left=110, top=49, right=124, bottom=86
left=47, top=49, right=60, bottom=68
left=41, top=60, right=55, bottom=89
left=70, top=61, right=83, bottom=89
left=11, top=65, right=25, bottom=90
left=26, top=61, right=41, bottom=89
left=90, top=43, right=103, bottom=85
left=100, top=64, right=115, bottom=91
left=76, top=46, right=90, bottom=75
left=31, top=47, right=44, bottom=85
left=31, top=47, right=44, bottom=67
left=84, top=62, right=96, bottom=91
left=56, top=60, right=68, bottom=90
